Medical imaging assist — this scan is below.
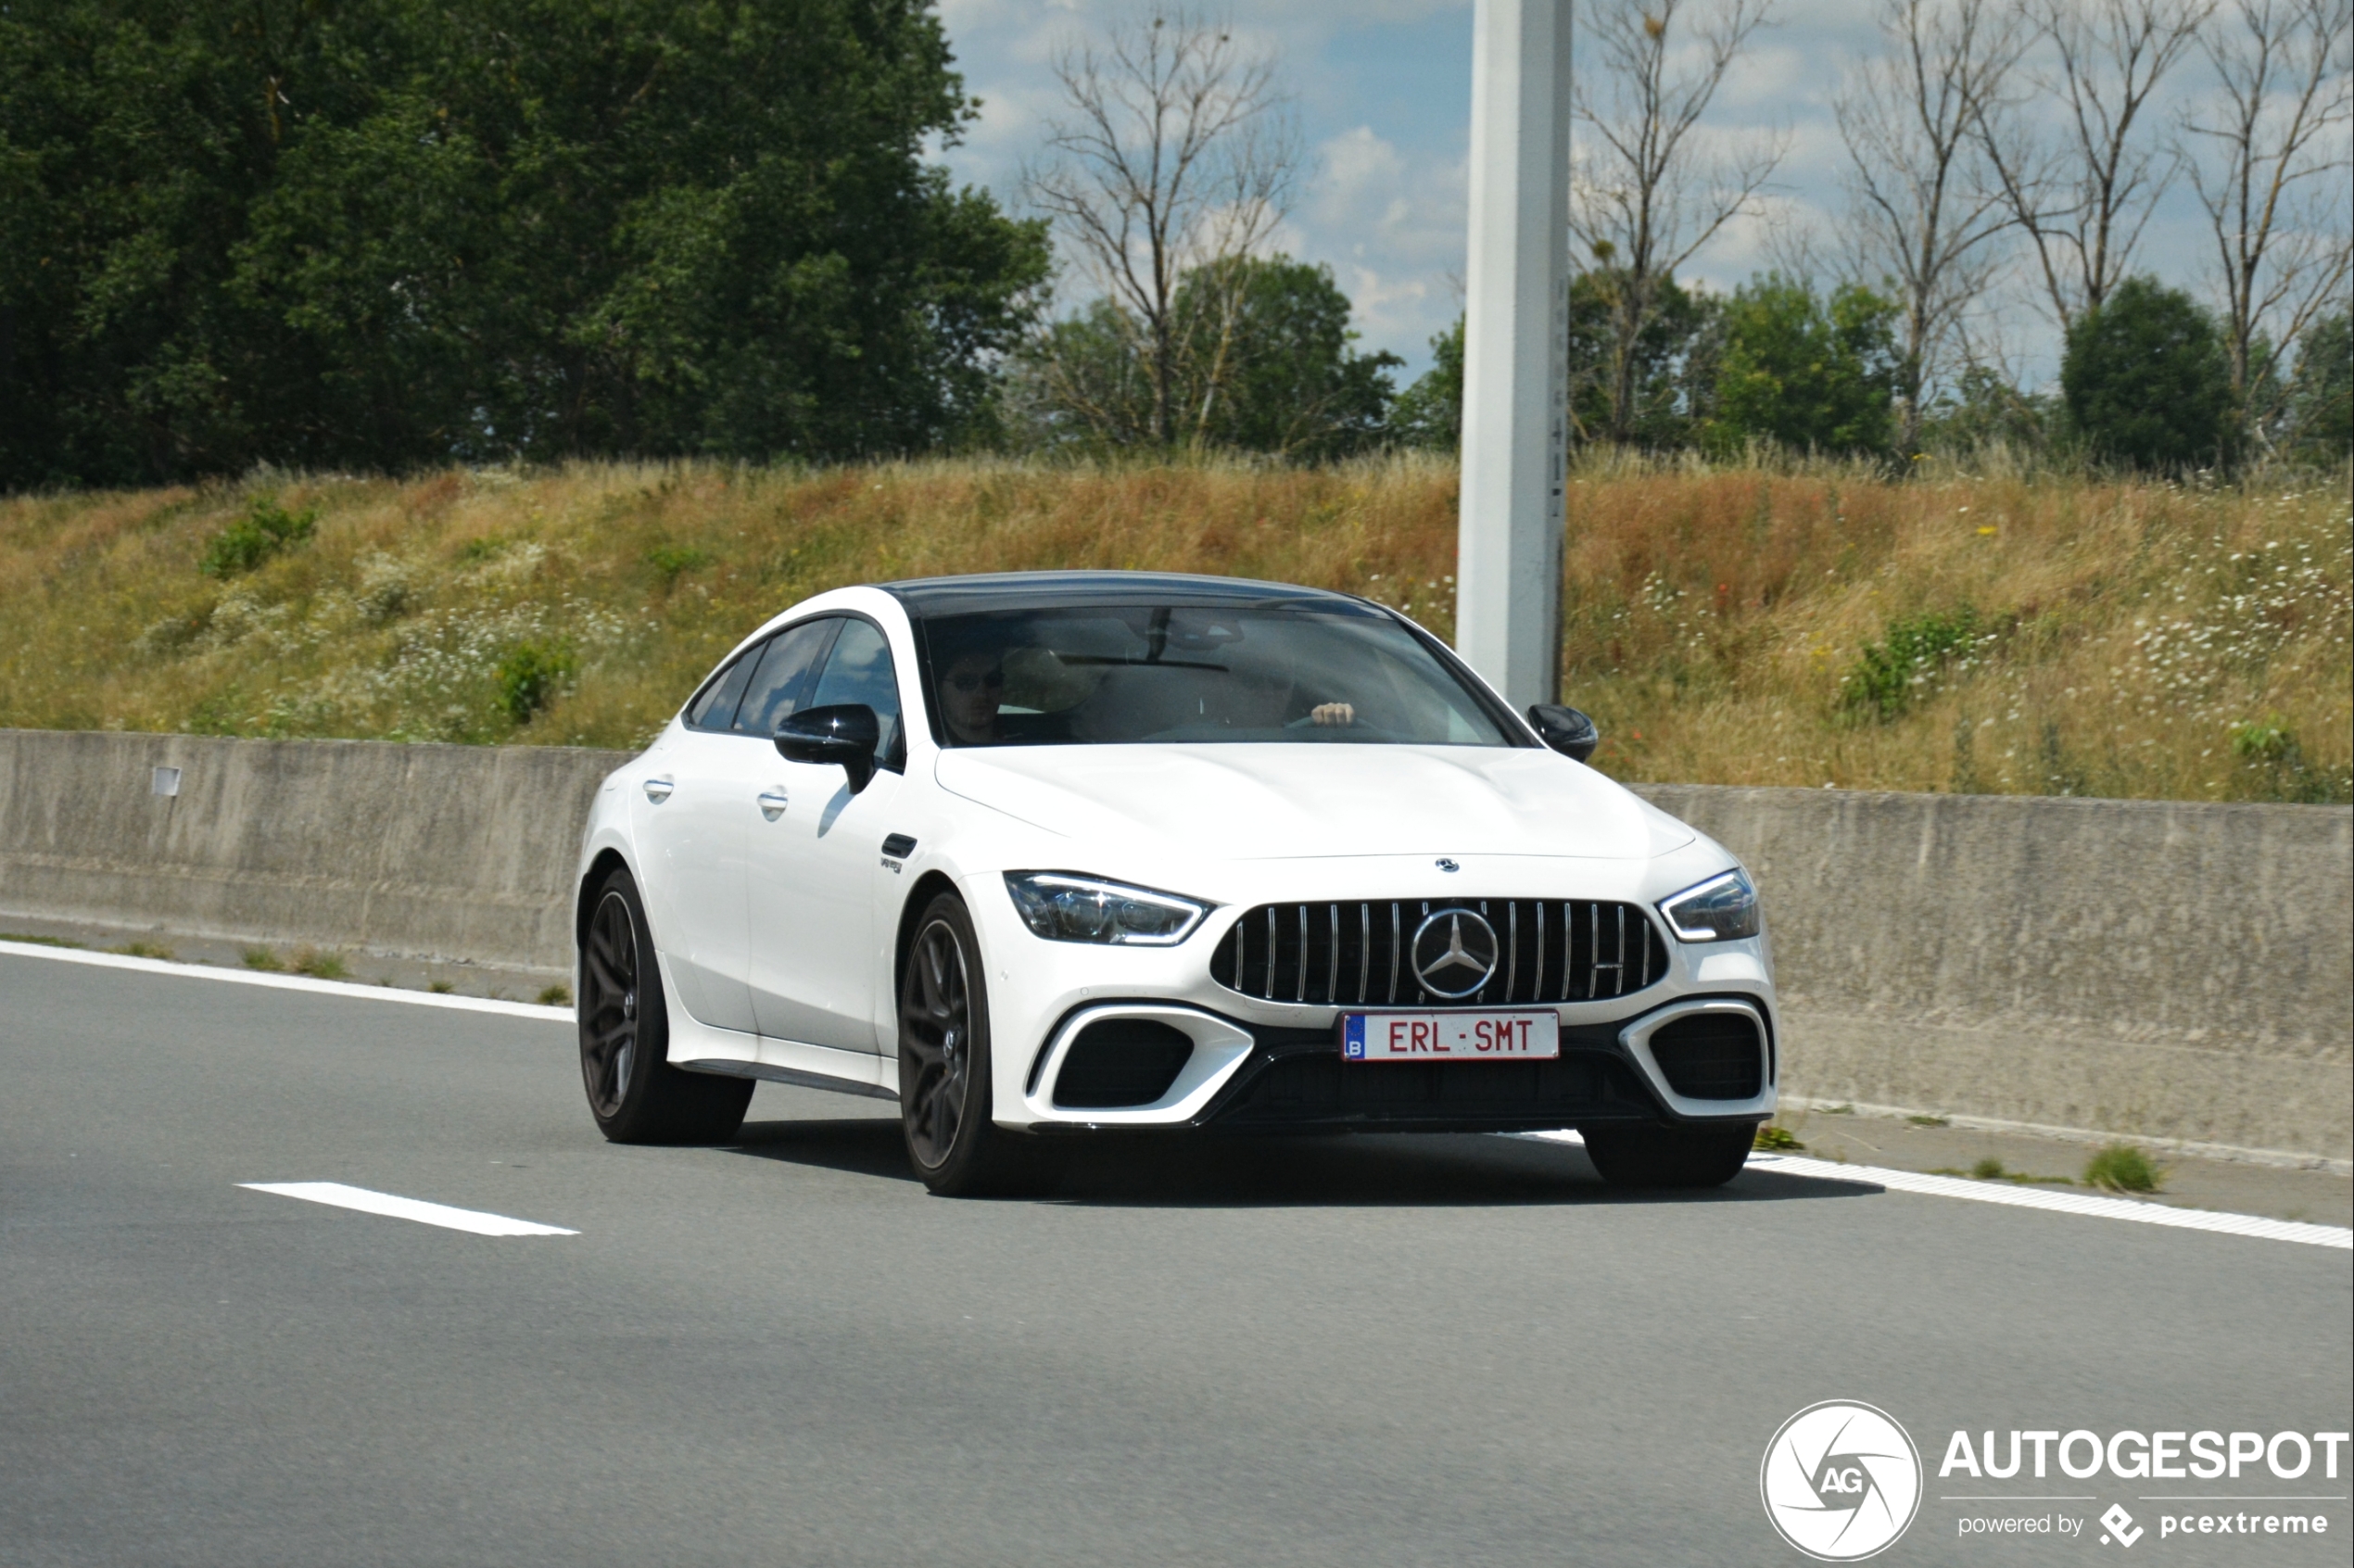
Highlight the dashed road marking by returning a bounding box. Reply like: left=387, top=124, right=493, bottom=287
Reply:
left=240, top=1182, right=576, bottom=1236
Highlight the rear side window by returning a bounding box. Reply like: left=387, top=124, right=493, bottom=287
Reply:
left=734, top=619, right=841, bottom=737
left=684, top=651, right=758, bottom=732
left=806, top=617, right=905, bottom=770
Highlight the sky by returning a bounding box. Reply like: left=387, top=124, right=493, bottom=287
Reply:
left=929, top=0, right=2277, bottom=389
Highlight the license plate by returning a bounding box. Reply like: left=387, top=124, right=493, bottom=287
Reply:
left=1339, top=1011, right=1561, bottom=1062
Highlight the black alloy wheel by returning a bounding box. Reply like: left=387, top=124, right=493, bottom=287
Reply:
left=580, top=888, right=641, bottom=1120
left=896, top=892, right=1057, bottom=1196
left=576, top=866, right=752, bottom=1144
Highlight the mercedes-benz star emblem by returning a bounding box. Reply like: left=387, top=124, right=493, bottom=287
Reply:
left=1436, top=857, right=1460, bottom=873
left=1411, top=908, right=1500, bottom=999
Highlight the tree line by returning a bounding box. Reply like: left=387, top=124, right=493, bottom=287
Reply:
left=0, top=0, right=1048, bottom=488
left=1, top=1, right=2346, bottom=490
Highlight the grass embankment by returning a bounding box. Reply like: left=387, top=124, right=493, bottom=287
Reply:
left=1, top=455, right=2345, bottom=802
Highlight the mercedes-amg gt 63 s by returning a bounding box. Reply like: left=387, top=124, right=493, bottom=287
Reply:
left=574, top=571, right=1777, bottom=1195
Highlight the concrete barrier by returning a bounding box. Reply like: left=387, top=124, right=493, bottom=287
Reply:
left=0, top=729, right=620, bottom=977
left=2, top=729, right=2346, bottom=1160
left=1634, top=785, right=2352, bottom=1164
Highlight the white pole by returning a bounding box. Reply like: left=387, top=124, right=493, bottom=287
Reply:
left=1455, top=0, right=1571, bottom=713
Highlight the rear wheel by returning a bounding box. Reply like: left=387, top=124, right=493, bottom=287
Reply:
left=578, top=866, right=753, bottom=1144
left=1580, top=1121, right=1754, bottom=1188
left=898, top=893, right=1057, bottom=1196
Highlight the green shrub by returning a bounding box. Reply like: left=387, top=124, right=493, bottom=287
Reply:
left=1841, top=609, right=1984, bottom=722
left=646, top=545, right=715, bottom=588
left=497, top=641, right=576, bottom=727
left=2230, top=717, right=2351, bottom=803
left=199, top=498, right=318, bottom=576
left=1753, top=1124, right=1803, bottom=1151
left=2083, top=1143, right=2163, bottom=1193
left=292, top=947, right=348, bottom=980
left=537, top=983, right=573, bottom=1007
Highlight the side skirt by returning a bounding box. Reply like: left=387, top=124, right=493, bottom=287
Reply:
left=679, top=1057, right=899, bottom=1103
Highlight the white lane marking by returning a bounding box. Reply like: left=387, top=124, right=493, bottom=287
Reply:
left=1520, top=1132, right=2352, bottom=1250
left=239, top=1182, right=576, bottom=1236
left=0, top=939, right=570, bottom=1022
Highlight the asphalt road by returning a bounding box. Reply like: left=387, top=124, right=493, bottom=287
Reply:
left=4, top=951, right=2348, bottom=1567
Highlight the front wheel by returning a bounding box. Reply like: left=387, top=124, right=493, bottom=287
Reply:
left=1580, top=1121, right=1755, bottom=1189
left=578, top=866, right=753, bottom=1144
left=898, top=893, right=1057, bottom=1196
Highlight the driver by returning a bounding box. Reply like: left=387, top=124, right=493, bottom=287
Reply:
left=939, top=646, right=1006, bottom=745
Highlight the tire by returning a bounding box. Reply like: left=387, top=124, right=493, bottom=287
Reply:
left=578, top=866, right=753, bottom=1144
left=1580, top=1121, right=1755, bottom=1189
left=897, top=892, right=1059, bottom=1197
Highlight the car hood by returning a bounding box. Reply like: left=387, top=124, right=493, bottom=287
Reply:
left=933, top=744, right=1693, bottom=862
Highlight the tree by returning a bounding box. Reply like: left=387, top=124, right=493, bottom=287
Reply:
left=1569, top=0, right=1784, bottom=446
left=1389, top=317, right=1465, bottom=450
left=0, top=0, right=1048, bottom=487
left=2182, top=0, right=2353, bottom=456
left=2275, top=308, right=2353, bottom=459
left=1012, top=256, right=1398, bottom=458
left=2060, top=274, right=2236, bottom=467
left=1835, top=0, right=2028, bottom=454
left=1977, top=0, right=2215, bottom=332
left=1022, top=12, right=1297, bottom=450
left=1565, top=268, right=1719, bottom=449
left=1176, top=258, right=1400, bottom=459
left=1703, top=273, right=1901, bottom=456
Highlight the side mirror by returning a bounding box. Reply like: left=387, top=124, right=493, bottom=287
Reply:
left=775, top=703, right=880, bottom=793
left=1527, top=703, right=1600, bottom=764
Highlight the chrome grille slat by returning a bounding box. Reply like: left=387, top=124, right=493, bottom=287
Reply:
left=1358, top=904, right=1371, bottom=1005
left=1264, top=905, right=1276, bottom=1001
left=1327, top=904, right=1340, bottom=1005
left=1374, top=904, right=1393, bottom=1003
left=1295, top=904, right=1309, bottom=1004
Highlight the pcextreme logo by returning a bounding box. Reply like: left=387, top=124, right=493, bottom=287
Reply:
left=1761, top=1400, right=1925, bottom=1561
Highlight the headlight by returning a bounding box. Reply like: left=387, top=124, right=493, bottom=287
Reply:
left=1003, top=871, right=1210, bottom=946
left=1658, top=869, right=1761, bottom=942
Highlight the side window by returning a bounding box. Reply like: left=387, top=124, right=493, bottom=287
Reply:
left=684, top=648, right=759, bottom=732
left=733, top=619, right=841, bottom=738
left=806, top=618, right=905, bottom=770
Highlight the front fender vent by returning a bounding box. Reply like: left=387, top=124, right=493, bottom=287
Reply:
left=1209, top=899, right=1667, bottom=1008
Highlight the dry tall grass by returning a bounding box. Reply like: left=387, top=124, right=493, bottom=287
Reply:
left=1, top=452, right=2345, bottom=802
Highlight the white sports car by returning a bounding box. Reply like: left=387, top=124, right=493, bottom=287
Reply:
left=574, top=572, right=1777, bottom=1194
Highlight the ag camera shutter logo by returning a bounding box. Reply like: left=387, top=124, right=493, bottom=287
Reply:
left=1762, top=1400, right=1923, bottom=1561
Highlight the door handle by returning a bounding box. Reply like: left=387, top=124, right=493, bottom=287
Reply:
left=643, top=776, right=675, bottom=803
left=757, top=789, right=789, bottom=822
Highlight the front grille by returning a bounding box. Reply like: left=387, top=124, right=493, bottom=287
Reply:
left=1209, top=899, right=1669, bottom=1008
left=1647, top=1012, right=1764, bottom=1099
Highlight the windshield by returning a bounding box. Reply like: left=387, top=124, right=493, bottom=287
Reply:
left=916, top=603, right=1517, bottom=748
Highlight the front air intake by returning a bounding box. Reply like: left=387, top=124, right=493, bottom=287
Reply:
left=1647, top=1012, right=1764, bottom=1099
left=1052, top=1018, right=1196, bottom=1109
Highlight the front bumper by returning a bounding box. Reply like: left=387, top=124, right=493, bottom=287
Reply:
left=965, top=861, right=1778, bottom=1135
